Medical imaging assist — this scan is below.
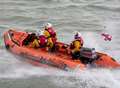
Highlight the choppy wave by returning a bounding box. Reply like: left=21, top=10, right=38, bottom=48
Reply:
left=0, top=60, right=120, bottom=88
left=53, top=69, right=120, bottom=88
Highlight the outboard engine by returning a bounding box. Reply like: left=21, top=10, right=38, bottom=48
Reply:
left=79, top=47, right=97, bottom=64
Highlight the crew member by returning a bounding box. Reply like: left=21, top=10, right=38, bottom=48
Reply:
left=43, top=23, right=57, bottom=51
left=29, top=33, right=40, bottom=48
left=70, top=32, right=84, bottom=59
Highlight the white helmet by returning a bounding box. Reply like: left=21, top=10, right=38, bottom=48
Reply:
left=40, top=30, right=44, bottom=35
left=44, top=23, right=52, bottom=29
left=77, top=32, right=82, bottom=37
left=74, top=31, right=82, bottom=39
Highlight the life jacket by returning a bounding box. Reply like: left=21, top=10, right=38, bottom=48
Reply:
left=75, top=37, right=84, bottom=46
left=70, top=39, right=82, bottom=50
left=44, top=27, right=57, bottom=43
left=39, top=35, right=47, bottom=47
left=44, top=30, right=50, bottom=38
left=46, top=27, right=56, bottom=38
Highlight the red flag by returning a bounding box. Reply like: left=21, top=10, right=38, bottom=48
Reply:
left=101, top=33, right=112, bottom=41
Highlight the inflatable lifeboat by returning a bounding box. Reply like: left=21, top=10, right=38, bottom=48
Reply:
left=3, top=29, right=120, bottom=70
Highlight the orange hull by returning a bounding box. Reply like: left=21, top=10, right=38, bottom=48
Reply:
left=3, top=29, right=120, bottom=70
left=94, top=52, right=120, bottom=68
